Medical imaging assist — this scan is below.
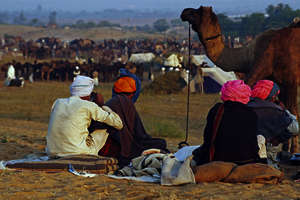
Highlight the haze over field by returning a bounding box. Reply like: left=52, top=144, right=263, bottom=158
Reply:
left=1, top=0, right=300, bottom=14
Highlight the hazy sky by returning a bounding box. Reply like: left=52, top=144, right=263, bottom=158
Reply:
left=1, top=0, right=300, bottom=14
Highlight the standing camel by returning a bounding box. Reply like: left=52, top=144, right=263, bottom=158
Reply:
left=181, top=6, right=300, bottom=152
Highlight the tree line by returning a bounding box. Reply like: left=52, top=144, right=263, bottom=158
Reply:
left=218, top=3, right=300, bottom=38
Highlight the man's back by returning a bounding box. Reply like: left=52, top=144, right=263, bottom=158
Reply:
left=194, top=101, right=260, bottom=165
left=248, top=98, right=292, bottom=142
left=46, top=96, right=107, bottom=157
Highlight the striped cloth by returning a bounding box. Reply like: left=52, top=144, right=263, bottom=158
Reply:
left=5, top=154, right=118, bottom=174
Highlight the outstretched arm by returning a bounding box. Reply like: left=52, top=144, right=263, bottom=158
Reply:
left=90, top=103, right=123, bottom=130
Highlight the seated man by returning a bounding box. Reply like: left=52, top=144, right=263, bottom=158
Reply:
left=92, top=76, right=168, bottom=167
left=248, top=80, right=299, bottom=166
left=46, top=75, right=123, bottom=157
left=4, top=64, right=24, bottom=87
left=112, top=62, right=141, bottom=103
left=193, top=80, right=264, bottom=166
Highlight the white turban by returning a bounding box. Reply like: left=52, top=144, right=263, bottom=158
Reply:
left=70, top=75, right=94, bottom=97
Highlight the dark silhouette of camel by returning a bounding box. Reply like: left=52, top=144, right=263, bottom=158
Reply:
left=181, top=6, right=300, bottom=153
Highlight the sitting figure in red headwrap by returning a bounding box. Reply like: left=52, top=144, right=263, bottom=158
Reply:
left=89, top=76, right=168, bottom=167
left=192, top=80, right=266, bottom=166
left=247, top=80, right=299, bottom=167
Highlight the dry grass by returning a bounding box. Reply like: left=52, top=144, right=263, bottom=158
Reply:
left=0, top=81, right=220, bottom=148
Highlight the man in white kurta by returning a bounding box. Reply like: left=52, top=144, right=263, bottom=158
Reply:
left=46, top=75, right=123, bottom=157
left=4, top=64, right=16, bottom=86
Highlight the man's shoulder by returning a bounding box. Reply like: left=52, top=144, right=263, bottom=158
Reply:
left=53, top=97, right=69, bottom=104
left=59, top=96, right=97, bottom=106
left=119, top=68, right=129, bottom=75
left=248, top=98, right=283, bottom=110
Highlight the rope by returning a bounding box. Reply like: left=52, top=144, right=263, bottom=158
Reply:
left=178, top=23, right=192, bottom=149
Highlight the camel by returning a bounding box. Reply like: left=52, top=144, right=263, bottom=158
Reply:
left=181, top=6, right=300, bottom=153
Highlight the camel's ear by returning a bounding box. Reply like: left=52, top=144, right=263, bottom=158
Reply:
left=198, top=6, right=204, bottom=12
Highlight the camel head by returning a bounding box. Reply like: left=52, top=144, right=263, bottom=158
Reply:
left=181, top=6, right=222, bottom=42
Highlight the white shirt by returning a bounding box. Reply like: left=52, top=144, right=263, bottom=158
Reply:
left=7, top=65, right=16, bottom=80
left=46, top=96, right=123, bottom=157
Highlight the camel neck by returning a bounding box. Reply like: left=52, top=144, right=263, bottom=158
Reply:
left=202, top=36, right=225, bottom=62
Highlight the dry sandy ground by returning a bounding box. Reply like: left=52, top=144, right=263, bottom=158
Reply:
left=0, top=25, right=164, bottom=42
left=0, top=118, right=300, bottom=200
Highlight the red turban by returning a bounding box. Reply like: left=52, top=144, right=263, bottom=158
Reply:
left=221, top=80, right=252, bottom=104
left=113, top=77, right=136, bottom=94
left=251, top=80, right=280, bottom=100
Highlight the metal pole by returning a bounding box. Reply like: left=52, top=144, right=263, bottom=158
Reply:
left=185, top=23, right=191, bottom=141
left=178, top=23, right=192, bottom=149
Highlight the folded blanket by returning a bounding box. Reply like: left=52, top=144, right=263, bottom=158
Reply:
left=2, top=154, right=118, bottom=174
left=115, top=153, right=196, bottom=185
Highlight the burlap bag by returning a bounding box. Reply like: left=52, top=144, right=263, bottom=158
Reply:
left=193, top=161, right=237, bottom=183
left=224, top=163, right=284, bottom=184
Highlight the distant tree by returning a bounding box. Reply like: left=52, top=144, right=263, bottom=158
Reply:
left=96, top=20, right=120, bottom=27
left=217, top=3, right=298, bottom=39
left=141, top=24, right=152, bottom=32
left=48, top=11, right=57, bottom=26
left=240, top=13, right=265, bottom=36
left=76, top=19, right=85, bottom=25
left=98, top=20, right=111, bottom=27
left=136, top=24, right=152, bottom=32
left=294, top=9, right=300, bottom=20
left=217, top=14, right=240, bottom=37
left=14, top=11, right=26, bottom=25
left=265, top=3, right=294, bottom=28
left=86, top=21, right=96, bottom=28
left=74, top=19, right=85, bottom=29
left=29, top=18, right=39, bottom=26
left=153, top=19, right=169, bottom=32
left=170, top=18, right=184, bottom=27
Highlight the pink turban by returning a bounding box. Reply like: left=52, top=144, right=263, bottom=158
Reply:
left=221, top=80, right=252, bottom=104
left=251, top=80, right=280, bottom=100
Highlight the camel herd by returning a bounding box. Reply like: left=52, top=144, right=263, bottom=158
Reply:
left=0, top=35, right=206, bottom=82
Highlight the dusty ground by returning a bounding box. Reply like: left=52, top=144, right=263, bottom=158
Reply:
left=0, top=82, right=299, bottom=200
left=0, top=25, right=164, bottom=42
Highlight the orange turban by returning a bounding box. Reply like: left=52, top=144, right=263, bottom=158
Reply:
left=113, top=77, right=136, bottom=94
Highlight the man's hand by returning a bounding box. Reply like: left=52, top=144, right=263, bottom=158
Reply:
left=102, top=106, right=113, bottom=114
left=86, top=135, right=94, bottom=147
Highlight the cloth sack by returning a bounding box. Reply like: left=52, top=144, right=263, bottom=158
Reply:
left=193, top=161, right=283, bottom=184
left=193, top=161, right=237, bottom=183
left=161, top=155, right=195, bottom=186
left=224, top=163, right=284, bottom=184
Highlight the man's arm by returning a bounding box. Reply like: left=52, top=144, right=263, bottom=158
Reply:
left=285, top=110, right=299, bottom=135
left=90, top=103, right=123, bottom=130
